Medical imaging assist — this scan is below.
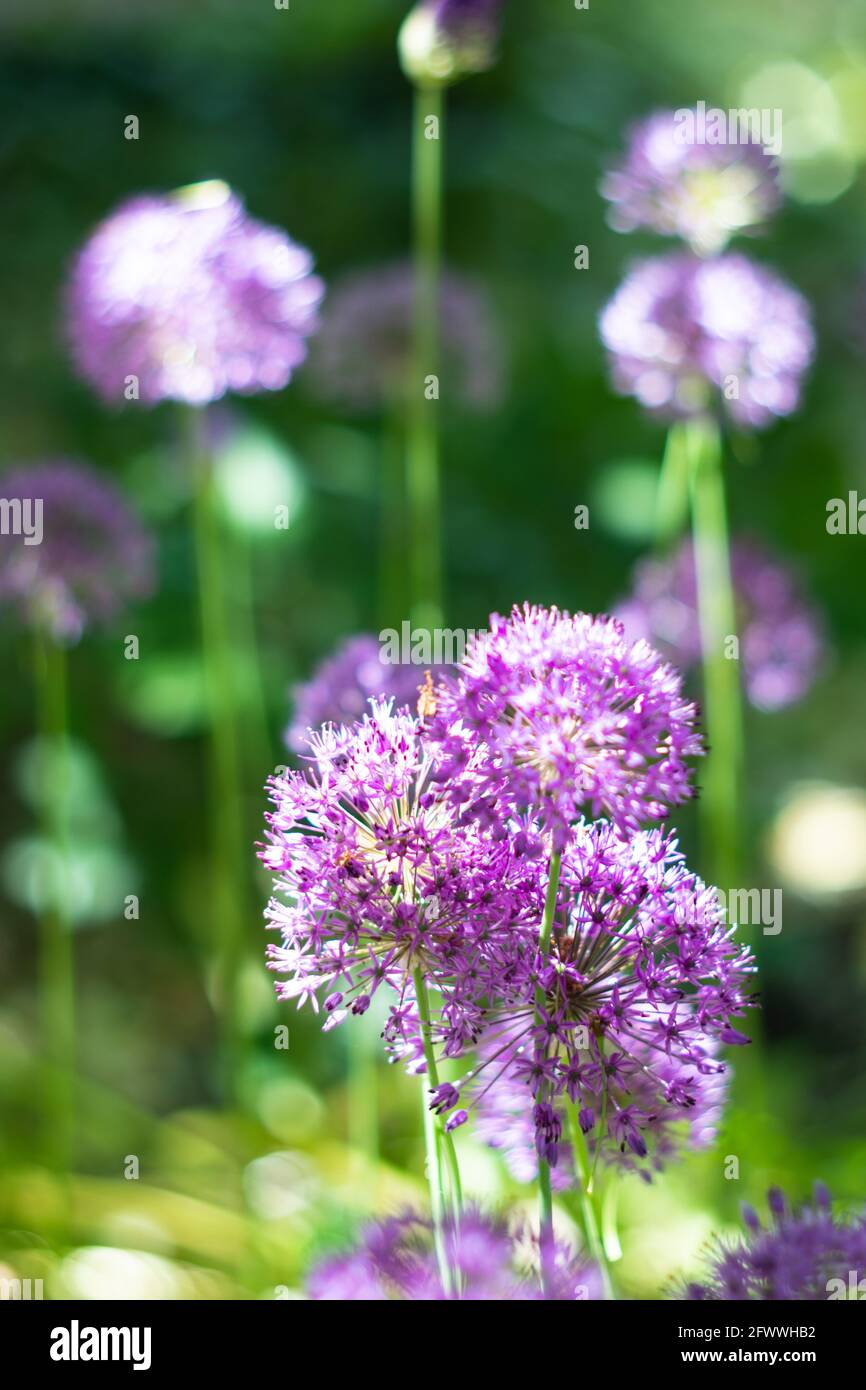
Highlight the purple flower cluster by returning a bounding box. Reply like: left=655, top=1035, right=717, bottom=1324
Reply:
left=285, top=633, right=446, bottom=754
left=599, top=251, right=814, bottom=429
left=683, top=1186, right=866, bottom=1300
left=307, top=261, right=502, bottom=413
left=263, top=605, right=756, bottom=1179
left=440, top=819, right=753, bottom=1170
left=308, top=1207, right=600, bottom=1301
left=428, top=604, right=703, bottom=847
left=602, top=109, right=780, bottom=256
left=66, top=182, right=324, bottom=407
left=0, top=460, right=154, bottom=643
left=262, top=698, right=544, bottom=1063
left=617, top=537, right=824, bottom=712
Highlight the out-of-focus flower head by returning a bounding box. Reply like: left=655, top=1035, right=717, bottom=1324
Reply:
left=285, top=634, right=447, bottom=754
left=306, top=261, right=502, bottom=414
left=399, top=0, right=503, bottom=87
left=428, top=604, right=703, bottom=848
left=0, top=460, right=155, bottom=643
left=682, top=1185, right=866, bottom=1300
left=601, top=108, right=781, bottom=257
left=617, top=537, right=825, bottom=712
left=308, top=1207, right=601, bottom=1300
left=66, top=181, right=324, bottom=407
left=599, top=251, right=813, bottom=429
left=430, top=820, right=755, bottom=1170
left=261, top=699, right=544, bottom=1066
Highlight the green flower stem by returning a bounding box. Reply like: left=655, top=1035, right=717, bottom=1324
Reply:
left=33, top=628, right=74, bottom=1174
left=655, top=421, right=692, bottom=550
left=408, top=83, right=444, bottom=632
left=380, top=393, right=407, bottom=629
left=186, top=405, right=247, bottom=1104
left=566, top=1101, right=616, bottom=1300
left=412, top=964, right=461, bottom=1293
left=687, top=415, right=743, bottom=897
left=535, top=850, right=562, bottom=1276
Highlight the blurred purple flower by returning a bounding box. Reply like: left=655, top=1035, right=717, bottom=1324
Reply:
left=599, top=251, right=814, bottom=429
left=306, top=261, right=502, bottom=413
left=309, top=1207, right=601, bottom=1301
left=285, top=633, right=446, bottom=754
left=428, top=603, right=703, bottom=847
left=399, top=0, right=503, bottom=86
left=0, top=460, right=154, bottom=643
left=601, top=109, right=780, bottom=256
left=683, top=1185, right=866, bottom=1300
left=617, top=537, right=825, bottom=711
left=66, top=181, right=324, bottom=407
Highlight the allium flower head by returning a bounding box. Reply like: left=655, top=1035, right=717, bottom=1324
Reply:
left=683, top=1185, right=866, bottom=1300
left=599, top=251, right=814, bottom=429
left=0, top=461, right=155, bottom=643
left=285, top=634, right=447, bottom=754
left=434, top=821, right=755, bottom=1172
left=66, top=181, right=324, bottom=406
left=617, top=537, right=824, bottom=712
left=399, top=0, right=502, bottom=87
left=602, top=109, right=780, bottom=256
left=308, top=1208, right=601, bottom=1301
left=428, top=604, right=703, bottom=846
left=307, top=262, right=502, bottom=413
left=261, top=699, right=544, bottom=1063
left=475, top=1029, right=729, bottom=1186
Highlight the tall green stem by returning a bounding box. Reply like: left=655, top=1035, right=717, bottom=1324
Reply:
left=34, top=629, right=74, bottom=1174
left=687, top=416, right=743, bottom=897
left=412, top=965, right=462, bottom=1293
left=535, top=850, right=562, bottom=1275
left=186, top=406, right=247, bottom=1103
left=655, top=421, right=692, bottom=550
left=408, top=83, right=444, bottom=631
left=566, top=1102, right=615, bottom=1299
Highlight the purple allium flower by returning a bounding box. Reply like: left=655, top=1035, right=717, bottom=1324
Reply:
left=306, top=262, right=502, bottom=414
left=601, top=109, right=781, bottom=256
left=428, top=604, right=703, bottom=847
left=285, top=634, right=448, bottom=755
left=308, top=1208, right=601, bottom=1301
left=475, top=1030, right=729, bottom=1186
left=682, top=1185, right=866, bottom=1300
left=599, top=251, right=814, bottom=429
left=0, top=461, right=155, bottom=643
left=399, top=0, right=502, bottom=87
left=434, top=820, right=755, bottom=1171
left=617, top=537, right=825, bottom=712
left=261, top=699, right=544, bottom=1062
left=66, top=181, right=324, bottom=407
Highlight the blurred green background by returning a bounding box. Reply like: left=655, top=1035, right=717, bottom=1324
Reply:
left=1, top=0, right=866, bottom=1299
